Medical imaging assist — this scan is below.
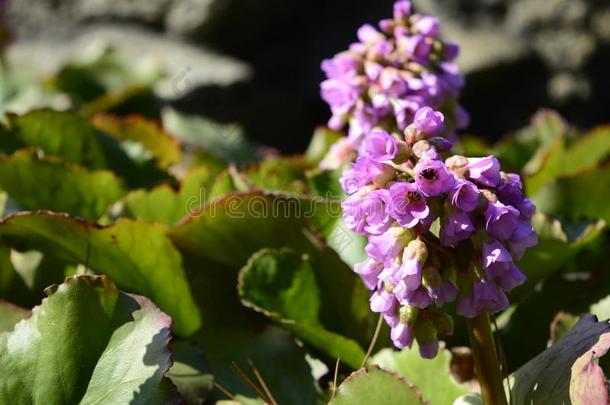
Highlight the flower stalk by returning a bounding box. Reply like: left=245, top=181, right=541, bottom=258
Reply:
left=467, top=312, right=507, bottom=405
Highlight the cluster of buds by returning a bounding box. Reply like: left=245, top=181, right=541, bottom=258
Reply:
left=320, top=0, right=468, bottom=169
left=322, top=1, right=538, bottom=358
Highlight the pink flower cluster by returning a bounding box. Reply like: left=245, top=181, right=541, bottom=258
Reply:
left=341, top=127, right=537, bottom=357
left=320, top=0, right=468, bottom=169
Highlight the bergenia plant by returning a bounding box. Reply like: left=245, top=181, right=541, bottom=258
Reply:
left=321, top=2, right=537, bottom=403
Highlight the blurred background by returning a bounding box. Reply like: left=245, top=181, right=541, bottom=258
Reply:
left=3, top=0, right=610, bottom=153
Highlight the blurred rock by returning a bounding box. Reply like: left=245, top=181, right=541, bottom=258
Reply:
left=5, top=0, right=610, bottom=150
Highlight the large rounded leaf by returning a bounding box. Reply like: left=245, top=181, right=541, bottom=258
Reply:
left=0, top=212, right=200, bottom=335
left=0, top=275, right=182, bottom=404
left=91, top=114, right=182, bottom=170
left=329, top=366, right=425, bottom=405
left=371, top=343, right=470, bottom=404
left=238, top=248, right=365, bottom=368
left=0, top=149, right=126, bottom=220
left=168, top=191, right=370, bottom=345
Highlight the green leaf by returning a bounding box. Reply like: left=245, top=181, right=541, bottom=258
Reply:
left=512, top=213, right=606, bottom=301
left=329, top=366, right=425, bottom=405
left=4, top=109, right=112, bottom=168
left=0, top=212, right=200, bottom=336
left=510, top=314, right=610, bottom=404
left=531, top=165, right=610, bottom=223
left=3, top=109, right=168, bottom=188
left=162, top=108, right=260, bottom=165
left=563, top=125, right=610, bottom=175
left=242, top=157, right=311, bottom=194
left=0, top=275, right=181, bottom=404
left=304, top=127, right=343, bottom=164
left=0, top=300, right=30, bottom=332
left=120, top=166, right=217, bottom=225
left=0, top=149, right=126, bottom=220
left=92, top=113, right=182, bottom=169
left=198, top=325, right=317, bottom=405
left=238, top=248, right=365, bottom=369
left=306, top=168, right=368, bottom=267
left=168, top=191, right=370, bottom=345
left=371, top=343, right=469, bottom=404
left=494, top=109, right=567, bottom=172
left=523, top=135, right=566, bottom=195
left=80, top=86, right=160, bottom=118
left=167, top=342, right=214, bottom=405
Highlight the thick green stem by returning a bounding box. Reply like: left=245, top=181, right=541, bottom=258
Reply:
left=467, top=312, right=508, bottom=405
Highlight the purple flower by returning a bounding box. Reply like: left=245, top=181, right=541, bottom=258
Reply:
left=413, top=106, right=444, bottom=135
left=366, top=227, right=408, bottom=266
left=497, top=173, right=523, bottom=206
left=448, top=179, right=479, bottom=212
left=456, top=293, right=477, bottom=318
left=348, top=103, right=379, bottom=142
left=467, top=156, right=501, bottom=187
left=396, top=285, right=431, bottom=308
left=403, top=35, right=432, bottom=62
left=440, top=210, right=474, bottom=247
left=508, top=221, right=538, bottom=260
left=482, top=240, right=512, bottom=272
left=380, top=67, right=407, bottom=97
left=339, top=156, right=394, bottom=194
left=393, top=0, right=412, bottom=21
left=320, top=79, right=359, bottom=115
left=516, top=198, right=536, bottom=220
left=476, top=280, right=509, bottom=313
left=370, top=288, right=397, bottom=314
left=354, top=258, right=384, bottom=290
left=342, top=188, right=392, bottom=235
left=391, top=322, right=414, bottom=349
left=495, top=263, right=527, bottom=292
left=419, top=340, right=439, bottom=359
left=364, top=130, right=398, bottom=161
left=321, top=53, right=359, bottom=79
left=415, top=160, right=455, bottom=197
left=422, top=265, right=457, bottom=307
left=443, top=41, right=460, bottom=60
left=485, top=201, right=520, bottom=240
left=395, top=239, right=428, bottom=290
left=389, top=182, right=430, bottom=227
left=357, top=24, right=383, bottom=43
left=415, top=16, right=440, bottom=37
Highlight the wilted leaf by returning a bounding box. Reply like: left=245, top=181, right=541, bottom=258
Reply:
left=0, top=275, right=182, bottom=404
left=371, top=343, right=470, bottom=404
left=510, top=314, right=610, bottom=404
left=0, top=149, right=126, bottom=220
left=239, top=248, right=365, bottom=368
left=329, top=366, right=425, bottom=405
left=570, top=333, right=610, bottom=405
left=0, top=212, right=200, bottom=335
